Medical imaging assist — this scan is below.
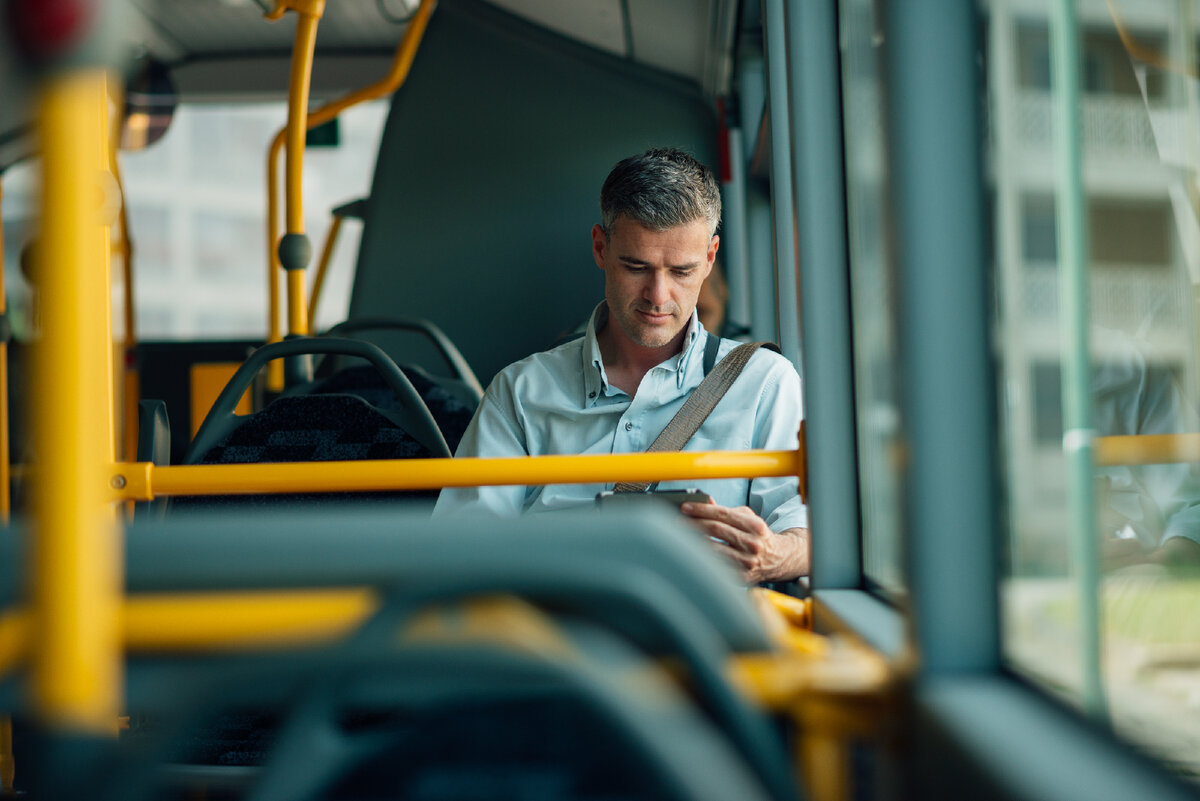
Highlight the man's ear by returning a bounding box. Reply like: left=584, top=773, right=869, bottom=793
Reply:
left=592, top=224, right=608, bottom=270
left=704, top=234, right=720, bottom=278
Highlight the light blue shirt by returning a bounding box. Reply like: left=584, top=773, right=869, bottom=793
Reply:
left=434, top=303, right=808, bottom=531
left=1094, top=327, right=1200, bottom=548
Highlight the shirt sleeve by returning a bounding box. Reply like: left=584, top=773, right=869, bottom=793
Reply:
left=1133, top=364, right=1200, bottom=548
left=432, top=372, right=530, bottom=518
left=748, top=357, right=808, bottom=532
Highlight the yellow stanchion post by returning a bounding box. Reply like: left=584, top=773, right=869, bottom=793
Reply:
left=266, top=0, right=325, bottom=389
left=109, top=85, right=139, bottom=468
left=32, top=68, right=122, bottom=736
left=263, top=0, right=436, bottom=391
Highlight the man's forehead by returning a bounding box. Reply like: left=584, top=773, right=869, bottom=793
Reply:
left=608, top=215, right=715, bottom=243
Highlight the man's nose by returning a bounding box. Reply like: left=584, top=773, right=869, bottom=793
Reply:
left=645, top=271, right=671, bottom=307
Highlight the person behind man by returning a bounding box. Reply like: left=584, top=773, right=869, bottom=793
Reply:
left=434, top=148, right=809, bottom=583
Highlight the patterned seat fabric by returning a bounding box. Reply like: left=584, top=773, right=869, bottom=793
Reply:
left=182, top=393, right=438, bottom=508
left=308, top=364, right=475, bottom=453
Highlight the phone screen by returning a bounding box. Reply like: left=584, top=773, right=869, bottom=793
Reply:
left=595, top=489, right=713, bottom=508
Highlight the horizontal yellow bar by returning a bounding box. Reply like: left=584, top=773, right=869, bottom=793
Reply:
left=1093, top=434, right=1200, bottom=466
left=111, top=449, right=803, bottom=501
left=0, top=589, right=378, bottom=673
left=124, top=588, right=376, bottom=651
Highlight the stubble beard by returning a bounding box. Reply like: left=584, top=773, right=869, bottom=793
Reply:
left=617, top=304, right=684, bottom=349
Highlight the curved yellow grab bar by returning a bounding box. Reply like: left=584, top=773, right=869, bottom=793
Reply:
left=265, top=0, right=437, bottom=385
left=280, top=0, right=325, bottom=342
left=109, top=448, right=805, bottom=502
left=308, top=213, right=343, bottom=323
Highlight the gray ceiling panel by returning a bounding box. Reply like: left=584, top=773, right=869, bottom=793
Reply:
left=124, top=0, right=720, bottom=86
left=628, top=0, right=712, bottom=80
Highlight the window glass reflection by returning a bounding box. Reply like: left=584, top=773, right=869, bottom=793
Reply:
left=839, top=0, right=905, bottom=595
left=990, top=0, right=1200, bottom=782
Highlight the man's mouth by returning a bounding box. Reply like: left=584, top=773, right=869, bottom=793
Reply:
left=637, top=309, right=674, bottom=323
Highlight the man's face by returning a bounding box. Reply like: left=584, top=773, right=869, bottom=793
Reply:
left=592, top=216, right=717, bottom=350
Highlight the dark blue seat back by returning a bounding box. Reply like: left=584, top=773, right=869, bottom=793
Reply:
left=307, top=364, right=474, bottom=453
left=181, top=393, right=438, bottom=508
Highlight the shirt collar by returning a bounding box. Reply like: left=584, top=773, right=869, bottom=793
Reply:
left=580, top=302, right=708, bottom=405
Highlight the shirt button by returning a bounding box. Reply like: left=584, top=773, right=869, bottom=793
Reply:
left=624, top=422, right=633, bottom=431
left=588, top=391, right=596, bottom=399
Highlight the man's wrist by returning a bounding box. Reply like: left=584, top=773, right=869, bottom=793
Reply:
left=754, top=526, right=810, bottom=583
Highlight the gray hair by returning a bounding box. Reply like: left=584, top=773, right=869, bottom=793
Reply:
left=599, top=148, right=721, bottom=239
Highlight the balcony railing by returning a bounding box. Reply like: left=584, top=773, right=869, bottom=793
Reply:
left=1020, top=262, right=1189, bottom=331
left=1016, top=91, right=1162, bottom=158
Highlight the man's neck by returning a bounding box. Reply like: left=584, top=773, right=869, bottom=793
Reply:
left=596, top=320, right=688, bottom=397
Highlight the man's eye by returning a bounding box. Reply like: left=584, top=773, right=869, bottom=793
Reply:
left=672, top=269, right=693, bottom=278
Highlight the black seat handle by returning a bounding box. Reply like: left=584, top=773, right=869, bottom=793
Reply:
left=323, top=316, right=484, bottom=402
left=187, top=337, right=450, bottom=464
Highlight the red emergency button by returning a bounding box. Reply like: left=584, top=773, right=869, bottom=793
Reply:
left=8, top=0, right=96, bottom=61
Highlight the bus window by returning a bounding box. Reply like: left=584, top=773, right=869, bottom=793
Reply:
left=989, top=0, right=1200, bottom=782
left=838, top=0, right=905, bottom=596
left=118, top=101, right=388, bottom=340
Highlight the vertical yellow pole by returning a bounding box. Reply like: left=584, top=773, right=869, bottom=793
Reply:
left=282, top=4, right=323, bottom=339
left=32, top=69, right=122, bottom=735
left=109, top=89, right=139, bottom=466
left=265, top=135, right=284, bottom=392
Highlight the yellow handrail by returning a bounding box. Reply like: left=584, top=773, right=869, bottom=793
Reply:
left=0, top=590, right=377, bottom=675
left=0, top=592, right=575, bottom=677
left=278, top=0, right=324, bottom=340
left=308, top=213, right=343, bottom=324
left=33, top=68, right=122, bottom=736
left=264, top=0, right=437, bottom=388
left=107, top=448, right=805, bottom=502
left=1093, top=433, right=1200, bottom=466
left=108, top=83, right=139, bottom=467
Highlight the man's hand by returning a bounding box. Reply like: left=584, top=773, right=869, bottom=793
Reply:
left=680, top=502, right=809, bottom=583
left=1102, top=536, right=1200, bottom=571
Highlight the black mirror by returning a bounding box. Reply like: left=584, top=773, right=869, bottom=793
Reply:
left=121, top=57, right=175, bottom=151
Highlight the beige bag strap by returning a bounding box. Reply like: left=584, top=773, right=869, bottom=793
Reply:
left=612, top=339, right=777, bottom=493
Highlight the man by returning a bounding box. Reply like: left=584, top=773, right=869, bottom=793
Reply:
left=1093, top=327, right=1200, bottom=569
left=434, top=148, right=809, bottom=583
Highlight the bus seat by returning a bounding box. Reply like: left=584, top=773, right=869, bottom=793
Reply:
left=113, top=614, right=786, bottom=801
left=118, top=508, right=800, bottom=801
left=180, top=338, right=449, bottom=508
left=307, top=363, right=474, bottom=453
left=319, top=315, right=484, bottom=406
left=109, top=505, right=799, bottom=801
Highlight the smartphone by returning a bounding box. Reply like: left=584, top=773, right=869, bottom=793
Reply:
left=595, top=488, right=713, bottom=508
